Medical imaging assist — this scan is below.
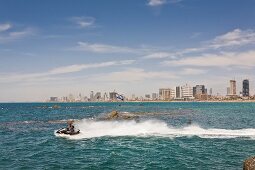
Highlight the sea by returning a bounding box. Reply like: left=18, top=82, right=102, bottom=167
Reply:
left=1, top=102, right=255, bottom=169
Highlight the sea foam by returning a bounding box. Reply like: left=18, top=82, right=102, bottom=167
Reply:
left=55, top=119, right=255, bottom=140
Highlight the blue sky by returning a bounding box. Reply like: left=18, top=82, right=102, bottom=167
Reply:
left=0, top=0, right=255, bottom=101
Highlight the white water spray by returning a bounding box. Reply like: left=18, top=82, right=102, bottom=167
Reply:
left=55, top=119, right=255, bottom=140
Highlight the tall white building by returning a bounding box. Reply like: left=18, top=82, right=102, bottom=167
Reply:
left=181, top=84, right=194, bottom=99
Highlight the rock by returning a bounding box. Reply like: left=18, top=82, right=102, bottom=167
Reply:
left=98, top=110, right=139, bottom=121
left=109, top=110, right=119, bottom=118
left=52, top=105, right=61, bottom=109
left=243, top=156, right=255, bottom=170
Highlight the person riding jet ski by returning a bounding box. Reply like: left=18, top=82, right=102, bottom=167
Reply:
left=56, top=120, right=80, bottom=135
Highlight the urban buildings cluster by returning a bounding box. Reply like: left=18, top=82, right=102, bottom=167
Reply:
left=48, top=91, right=120, bottom=102
left=48, top=79, right=254, bottom=102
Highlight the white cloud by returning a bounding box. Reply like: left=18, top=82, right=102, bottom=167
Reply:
left=147, top=0, right=181, bottom=6
left=0, top=23, right=12, bottom=32
left=90, top=68, right=178, bottom=82
left=210, top=29, right=255, bottom=49
left=162, top=50, right=255, bottom=68
left=49, top=60, right=135, bottom=74
left=0, top=60, right=135, bottom=83
left=75, top=41, right=137, bottom=53
left=69, top=17, right=95, bottom=28
left=180, top=68, right=207, bottom=75
left=148, top=0, right=167, bottom=6
left=143, top=52, right=174, bottom=59
left=0, top=27, right=35, bottom=43
left=144, top=28, right=255, bottom=61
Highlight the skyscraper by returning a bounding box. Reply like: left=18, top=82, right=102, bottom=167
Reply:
left=175, top=86, right=181, bottom=99
left=242, top=79, right=249, bottom=97
left=229, top=80, right=236, bottom=96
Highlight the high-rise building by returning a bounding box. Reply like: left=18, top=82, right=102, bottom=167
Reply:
left=193, top=85, right=206, bottom=95
left=193, top=85, right=207, bottom=99
left=181, top=84, right=194, bottom=99
left=159, top=88, right=174, bottom=100
left=175, top=86, right=182, bottom=99
left=229, top=80, right=236, bottom=96
left=242, top=79, right=249, bottom=97
left=109, top=91, right=118, bottom=100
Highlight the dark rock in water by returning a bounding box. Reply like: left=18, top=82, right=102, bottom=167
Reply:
left=243, top=156, right=255, bottom=170
left=98, top=110, right=139, bottom=121
left=108, top=110, right=119, bottom=119
left=52, top=105, right=61, bottom=109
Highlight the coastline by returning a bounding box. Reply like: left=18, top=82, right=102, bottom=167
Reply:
left=2, top=100, right=255, bottom=104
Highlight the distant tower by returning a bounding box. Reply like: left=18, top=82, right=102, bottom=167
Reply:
left=242, top=79, right=249, bottom=97
left=90, top=91, right=94, bottom=101
left=175, top=86, right=181, bottom=99
left=229, top=80, right=236, bottom=95
left=227, top=87, right=230, bottom=96
left=209, top=88, right=212, bottom=95
left=103, top=92, right=108, bottom=101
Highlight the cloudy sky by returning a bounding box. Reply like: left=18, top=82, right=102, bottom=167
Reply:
left=0, top=0, right=255, bottom=102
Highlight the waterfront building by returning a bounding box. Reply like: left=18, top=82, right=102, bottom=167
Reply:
left=94, top=92, right=101, bottom=101
left=50, top=97, right=58, bottom=102
left=159, top=88, right=174, bottom=100
left=145, top=94, right=150, bottom=99
left=131, top=94, right=136, bottom=100
left=209, top=88, right=212, bottom=95
left=152, top=93, right=158, bottom=100
left=109, top=91, right=118, bottom=101
left=103, top=92, right=108, bottom=101
left=181, top=84, right=194, bottom=100
left=175, top=86, right=182, bottom=99
left=193, top=85, right=207, bottom=100
left=229, top=80, right=237, bottom=96
left=68, top=94, right=75, bottom=102
left=242, top=79, right=249, bottom=97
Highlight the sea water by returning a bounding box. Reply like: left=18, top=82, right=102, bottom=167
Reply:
left=1, top=102, right=255, bottom=169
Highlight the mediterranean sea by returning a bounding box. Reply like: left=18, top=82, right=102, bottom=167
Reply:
left=1, top=102, right=255, bottom=169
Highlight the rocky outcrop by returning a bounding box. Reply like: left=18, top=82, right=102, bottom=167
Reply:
left=108, top=110, right=119, bottom=119
left=243, top=156, right=255, bottom=170
left=98, top=110, right=139, bottom=121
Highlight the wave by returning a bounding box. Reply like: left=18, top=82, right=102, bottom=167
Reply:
left=55, top=119, right=255, bottom=140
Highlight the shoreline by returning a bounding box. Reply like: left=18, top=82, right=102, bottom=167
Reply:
left=1, top=100, right=255, bottom=104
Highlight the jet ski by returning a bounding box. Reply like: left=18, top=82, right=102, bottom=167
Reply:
left=56, top=120, right=80, bottom=136
left=56, top=128, right=80, bottom=135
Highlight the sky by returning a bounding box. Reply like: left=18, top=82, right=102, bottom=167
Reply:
left=0, top=0, right=255, bottom=102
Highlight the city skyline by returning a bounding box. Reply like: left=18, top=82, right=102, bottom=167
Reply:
left=47, top=78, right=253, bottom=102
left=1, top=0, right=255, bottom=102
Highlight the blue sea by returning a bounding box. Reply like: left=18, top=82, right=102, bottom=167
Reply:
left=1, top=102, right=255, bottom=169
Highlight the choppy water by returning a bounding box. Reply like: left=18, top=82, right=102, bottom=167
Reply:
left=1, top=102, right=255, bottom=169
